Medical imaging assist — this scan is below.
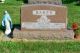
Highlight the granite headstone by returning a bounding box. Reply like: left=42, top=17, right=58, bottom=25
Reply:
left=21, top=4, right=67, bottom=30
left=13, top=0, right=74, bottom=40
left=28, top=0, right=62, bottom=5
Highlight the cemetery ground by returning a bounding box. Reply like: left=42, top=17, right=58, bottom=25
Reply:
left=0, top=0, right=80, bottom=53
left=0, top=40, right=80, bottom=53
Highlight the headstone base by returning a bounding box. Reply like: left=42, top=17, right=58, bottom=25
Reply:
left=13, top=29, right=74, bottom=40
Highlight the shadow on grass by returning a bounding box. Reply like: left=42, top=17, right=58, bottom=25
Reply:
left=62, top=0, right=76, bottom=4
left=0, top=24, right=21, bottom=38
left=62, top=0, right=80, bottom=6
left=13, top=24, right=21, bottom=30
left=17, top=0, right=28, bottom=4
left=76, top=1, right=80, bottom=6
left=10, top=24, right=21, bottom=38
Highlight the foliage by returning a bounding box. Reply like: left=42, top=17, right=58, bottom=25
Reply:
left=62, top=0, right=79, bottom=4
left=72, top=22, right=78, bottom=30
left=75, top=28, right=80, bottom=35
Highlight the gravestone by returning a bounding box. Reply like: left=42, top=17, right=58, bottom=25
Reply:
left=21, top=5, right=66, bottom=30
left=13, top=0, right=74, bottom=40
left=28, top=0, right=62, bottom=5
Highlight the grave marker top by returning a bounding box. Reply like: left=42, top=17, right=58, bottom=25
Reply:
left=21, top=4, right=67, bottom=30
left=28, top=0, right=62, bottom=5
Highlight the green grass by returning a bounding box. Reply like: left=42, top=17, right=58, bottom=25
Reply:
left=0, top=0, right=23, bottom=26
left=0, top=4, right=21, bottom=24
left=5, top=0, right=23, bottom=5
left=66, top=3, right=80, bottom=28
left=0, top=41, right=80, bottom=53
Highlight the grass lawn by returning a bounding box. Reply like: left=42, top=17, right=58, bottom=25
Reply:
left=0, top=0, right=22, bottom=28
left=0, top=40, right=80, bottom=53
left=67, top=3, right=80, bottom=28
